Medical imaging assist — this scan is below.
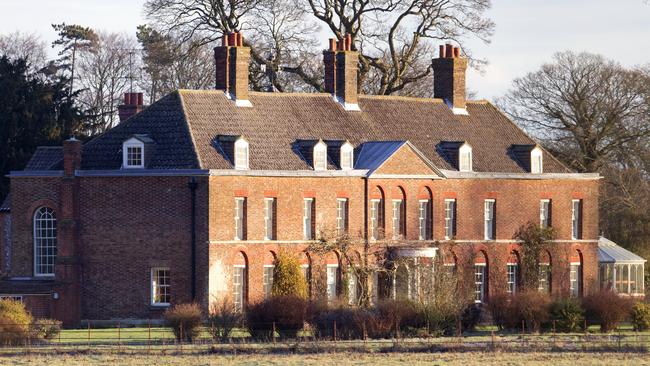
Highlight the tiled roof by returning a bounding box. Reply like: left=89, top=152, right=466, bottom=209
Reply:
left=24, top=147, right=63, bottom=170
left=26, top=90, right=572, bottom=173
left=0, top=193, right=10, bottom=213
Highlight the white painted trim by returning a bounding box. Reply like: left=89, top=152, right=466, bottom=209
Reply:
left=369, top=174, right=443, bottom=179
left=234, top=99, right=253, bottom=108
left=452, top=107, right=469, bottom=115
left=150, top=267, right=171, bottom=307
left=76, top=169, right=209, bottom=177
left=440, top=170, right=601, bottom=180
left=209, top=169, right=368, bottom=177
left=122, top=138, right=145, bottom=169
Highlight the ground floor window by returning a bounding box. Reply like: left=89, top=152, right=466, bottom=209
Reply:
left=474, top=265, right=486, bottom=303
left=263, top=265, right=274, bottom=299
left=600, top=263, right=645, bottom=295
left=0, top=295, right=23, bottom=302
left=233, top=265, right=247, bottom=312
left=538, top=263, right=551, bottom=294
left=151, top=268, right=170, bottom=306
left=570, top=263, right=582, bottom=298
left=326, top=264, right=338, bottom=303
left=348, top=267, right=358, bottom=305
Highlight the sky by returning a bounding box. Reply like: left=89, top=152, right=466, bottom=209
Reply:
left=0, top=0, right=648, bottom=100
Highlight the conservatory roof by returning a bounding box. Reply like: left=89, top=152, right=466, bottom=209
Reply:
left=598, top=237, right=647, bottom=264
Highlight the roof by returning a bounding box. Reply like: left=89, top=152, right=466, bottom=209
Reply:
left=24, top=147, right=63, bottom=170
left=25, top=90, right=572, bottom=173
left=354, top=141, right=407, bottom=173
left=0, top=193, right=10, bottom=213
left=598, top=237, right=647, bottom=264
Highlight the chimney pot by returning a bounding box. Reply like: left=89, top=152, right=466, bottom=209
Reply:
left=237, top=32, right=243, bottom=46
left=445, top=44, right=453, bottom=58
left=329, top=38, right=336, bottom=51
left=222, top=35, right=228, bottom=46
left=345, top=34, right=352, bottom=50
left=453, top=47, right=460, bottom=58
left=439, top=44, right=446, bottom=58
left=228, top=33, right=236, bottom=47
left=433, top=42, right=467, bottom=112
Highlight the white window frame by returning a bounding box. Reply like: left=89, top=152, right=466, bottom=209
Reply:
left=418, top=199, right=431, bottom=240
left=326, top=264, right=338, bottom=303
left=570, top=262, right=582, bottom=298
left=506, top=263, right=518, bottom=294
left=458, top=143, right=472, bottom=172
left=444, top=199, right=456, bottom=240
left=571, top=199, right=582, bottom=240
left=348, top=267, right=358, bottom=305
left=313, top=141, right=328, bottom=171
left=234, top=138, right=249, bottom=170
left=33, top=207, right=57, bottom=277
left=540, top=199, right=551, bottom=228
left=530, top=147, right=543, bottom=174
left=538, top=262, right=551, bottom=293
left=370, top=199, right=381, bottom=240
left=340, top=142, right=354, bottom=170
left=123, top=138, right=145, bottom=169
left=264, top=198, right=276, bottom=240
left=151, top=267, right=171, bottom=307
left=303, top=198, right=314, bottom=240
left=392, top=199, right=403, bottom=239
left=0, top=295, right=23, bottom=302
left=336, top=198, right=348, bottom=236
left=233, top=264, right=246, bottom=312
left=234, top=197, right=245, bottom=240
left=474, top=264, right=486, bottom=304
left=484, top=199, right=495, bottom=240
left=263, top=265, right=275, bottom=299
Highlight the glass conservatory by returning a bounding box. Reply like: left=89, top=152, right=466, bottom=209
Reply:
left=598, top=237, right=646, bottom=297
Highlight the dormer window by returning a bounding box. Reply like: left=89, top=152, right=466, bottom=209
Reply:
left=531, top=147, right=543, bottom=174
left=340, top=142, right=354, bottom=170
left=314, top=141, right=327, bottom=171
left=459, top=143, right=472, bottom=172
left=123, top=138, right=145, bottom=169
left=234, top=138, right=249, bottom=170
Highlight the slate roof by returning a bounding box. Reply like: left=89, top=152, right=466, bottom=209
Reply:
left=598, top=237, right=647, bottom=264
left=0, top=193, right=10, bottom=213
left=24, top=90, right=572, bottom=173
left=354, top=141, right=408, bottom=173
left=24, top=147, right=63, bottom=170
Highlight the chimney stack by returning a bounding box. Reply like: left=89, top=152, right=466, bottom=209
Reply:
left=432, top=44, right=468, bottom=114
left=215, top=31, right=251, bottom=106
left=118, top=92, right=144, bottom=123
left=323, top=34, right=359, bottom=111
left=63, top=137, right=82, bottom=177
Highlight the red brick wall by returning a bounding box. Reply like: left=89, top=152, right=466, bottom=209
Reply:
left=0, top=212, right=7, bottom=274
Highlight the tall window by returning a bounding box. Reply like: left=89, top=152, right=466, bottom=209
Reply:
left=123, top=139, right=144, bottom=168
left=484, top=199, right=495, bottom=240
left=540, top=199, right=551, bottom=228
left=459, top=143, right=472, bottom=172
left=418, top=200, right=432, bottom=240
left=507, top=264, right=518, bottom=294
left=264, top=198, right=276, bottom=240
left=340, top=142, right=354, bottom=170
left=538, top=253, right=552, bottom=294
left=571, top=199, right=582, bottom=239
left=530, top=147, right=543, bottom=174
left=336, top=198, right=348, bottom=236
left=303, top=198, right=314, bottom=240
left=326, top=264, right=338, bottom=303
left=570, top=252, right=582, bottom=298
left=392, top=199, right=404, bottom=239
left=348, top=267, right=358, bottom=305
left=234, top=138, right=249, bottom=170
left=313, top=141, right=327, bottom=171
left=474, top=264, right=486, bottom=303
left=444, top=199, right=456, bottom=240
left=263, top=265, right=274, bottom=299
left=370, top=199, right=383, bottom=240
left=33, top=207, right=57, bottom=276
left=233, top=264, right=247, bottom=312
left=234, top=198, right=246, bottom=240
left=151, top=268, right=170, bottom=306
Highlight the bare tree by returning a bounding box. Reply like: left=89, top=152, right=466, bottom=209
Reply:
left=0, top=32, right=48, bottom=73
left=499, top=51, right=650, bottom=173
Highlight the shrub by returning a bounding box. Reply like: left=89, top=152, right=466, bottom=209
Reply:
left=247, top=296, right=308, bottom=339
left=0, top=299, right=33, bottom=345
left=310, top=302, right=364, bottom=340
left=582, top=290, right=634, bottom=333
left=208, top=298, right=242, bottom=342
left=549, top=298, right=585, bottom=333
left=630, top=302, right=650, bottom=331
left=163, top=303, right=203, bottom=342
left=487, top=293, right=515, bottom=330
left=271, top=251, right=308, bottom=299
left=512, top=290, right=551, bottom=333
left=32, top=318, right=62, bottom=340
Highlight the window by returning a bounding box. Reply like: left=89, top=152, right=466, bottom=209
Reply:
left=234, top=138, right=249, bottom=170
left=0, top=295, right=23, bottom=302
left=531, top=147, right=543, bottom=174
left=348, top=267, right=358, bottom=305
left=484, top=199, right=495, bottom=240
left=233, top=265, right=247, bottom=312
left=336, top=198, right=348, bottom=236
left=303, top=198, right=314, bottom=240
left=33, top=207, right=57, bottom=277
left=444, top=199, right=456, bottom=240
left=540, top=199, right=551, bottom=228
left=474, top=265, right=486, bottom=303
left=313, top=141, right=327, bottom=171
left=301, top=264, right=311, bottom=295
left=570, top=262, right=582, bottom=298
left=123, top=138, right=144, bottom=168
left=151, top=268, right=170, bottom=306
left=392, top=199, right=404, bottom=239
left=234, top=198, right=246, bottom=240
left=572, top=199, right=582, bottom=239
left=538, top=263, right=551, bottom=294
left=602, top=263, right=645, bottom=295
left=263, top=265, right=274, bottom=299
left=264, top=198, right=276, bottom=240
left=507, top=264, right=518, bottom=294
left=327, top=264, right=338, bottom=303
left=340, top=142, right=354, bottom=170
left=458, top=143, right=472, bottom=172
left=370, top=199, right=383, bottom=240
left=418, top=200, right=432, bottom=240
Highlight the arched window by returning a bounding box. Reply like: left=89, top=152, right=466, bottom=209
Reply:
left=347, top=252, right=362, bottom=305
left=234, top=138, right=249, bottom=170
left=530, top=147, right=543, bottom=174
left=313, top=140, right=328, bottom=171
left=458, top=143, right=472, bottom=172
left=233, top=252, right=248, bottom=312
left=326, top=252, right=340, bottom=303
left=340, top=142, right=354, bottom=170
left=392, top=186, right=406, bottom=239
left=570, top=250, right=583, bottom=298
left=34, top=207, right=57, bottom=276
left=474, top=251, right=488, bottom=303
left=263, top=251, right=276, bottom=299
left=418, top=186, right=433, bottom=240
left=507, top=251, right=520, bottom=294
left=538, top=251, right=552, bottom=294
left=370, top=186, right=385, bottom=240
left=299, top=252, right=312, bottom=297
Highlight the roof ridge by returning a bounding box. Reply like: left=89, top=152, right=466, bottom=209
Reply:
left=177, top=91, right=204, bottom=170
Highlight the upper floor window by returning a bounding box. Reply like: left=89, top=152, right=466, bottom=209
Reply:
left=336, top=198, right=348, bottom=236
left=314, top=141, right=327, bottom=171
left=340, top=142, right=354, bottom=170
left=264, top=198, right=277, bottom=240
left=234, top=197, right=246, bottom=240
left=33, top=207, right=57, bottom=277
left=484, top=199, right=496, bottom=240
left=123, top=138, right=144, bottom=168
left=370, top=199, right=384, bottom=240
left=444, top=199, right=456, bottom=240
left=531, top=147, right=543, bottom=174
left=572, top=199, right=582, bottom=240
left=303, top=198, right=315, bottom=240
left=540, top=199, right=551, bottom=228
left=458, top=143, right=472, bottom=172
left=151, top=267, right=170, bottom=306
left=392, top=199, right=405, bottom=239
left=234, top=138, right=249, bottom=170
left=418, top=199, right=432, bottom=240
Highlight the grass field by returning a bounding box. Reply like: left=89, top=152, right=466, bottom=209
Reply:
left=1, top=351, right=650, bottom=365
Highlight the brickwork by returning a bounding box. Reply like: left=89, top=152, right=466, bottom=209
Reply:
left=432, top=45, right=468, bottom=110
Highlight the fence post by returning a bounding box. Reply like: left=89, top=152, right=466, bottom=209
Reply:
left=333, top=320, right=337, bottom=343
left=552, top=320, right=556, bottom=347
left=521, top=320, right=525, bottom=348
left=148, top=320, right=151, bottom=353
left=87, top=321, right=91, bottom=350
left=180, top=321, right=184, bottom=354
left=117, top=322, right=121, bottom=352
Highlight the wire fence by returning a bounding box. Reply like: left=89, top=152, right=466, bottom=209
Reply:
left=0, top=321, right=649, bottom=355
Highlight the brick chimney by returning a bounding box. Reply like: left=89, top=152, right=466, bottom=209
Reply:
left=63, top=137, right=82, bottom=177
left=118, top=92, right=144, bottom=123
left=323, top=34, right=359, bottom=111
left=215, top=32, right=251, bottom=107
left=432, top=44, right=468, bottom=114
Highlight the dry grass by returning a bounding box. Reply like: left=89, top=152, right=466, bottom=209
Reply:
left=1, top=352, right=650, bottom=366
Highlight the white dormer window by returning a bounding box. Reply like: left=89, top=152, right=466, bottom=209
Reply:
left=459, top=143, right=472, bottom=172
left=314, top=141, right=327, bottom=171
left=234, top=138, right=249, bottom=170
left=123, top=138, right=145, bottom=169
left=531, top=147, right=543, bottom=174
left=340, top=142, right=354, bottom=170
